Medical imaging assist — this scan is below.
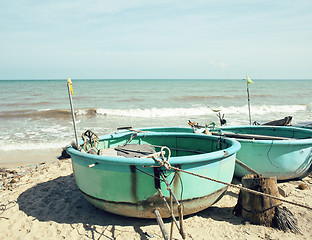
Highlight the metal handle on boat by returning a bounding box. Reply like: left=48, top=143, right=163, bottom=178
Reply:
left=88, top=162, right=98, bottom=168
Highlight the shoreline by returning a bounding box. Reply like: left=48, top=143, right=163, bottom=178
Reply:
left=0, top=148, right=62, bottom=168
left=0, top=156, right=312, bottom=239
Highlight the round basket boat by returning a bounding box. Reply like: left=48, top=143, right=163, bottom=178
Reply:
left=219, top=126, right=312, bottom=180
left=66, top=131, right=240, bottom=218
left=129, top=126, right=312, bottom=180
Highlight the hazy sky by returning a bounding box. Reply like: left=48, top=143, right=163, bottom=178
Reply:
left=0, top=0, right=311, bottom=79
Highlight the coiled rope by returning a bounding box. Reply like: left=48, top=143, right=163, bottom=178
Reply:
left=152, top=146, right=171, bottom=170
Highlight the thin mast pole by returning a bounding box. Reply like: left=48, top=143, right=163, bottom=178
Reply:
left=67, top=78, right=79, bottom=148
left=247, top=80, right=252, bottom=125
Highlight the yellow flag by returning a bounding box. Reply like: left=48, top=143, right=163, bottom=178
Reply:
left=208, top=106, right=221, bottom=112
left=67, top=78, right=73, bottom=95
left=246, top=75, right=254, bottom=84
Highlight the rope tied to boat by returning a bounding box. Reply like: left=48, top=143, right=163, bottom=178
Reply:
left=165, top=164, right=312, bottom=211
left=152, top=146, right=171, bottom=170
left=145, top=144, right=312, bottom=211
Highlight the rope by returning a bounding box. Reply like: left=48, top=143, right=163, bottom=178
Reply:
left=152, top=148, right=186, bottom=239
left=167, top=165, right=312, bottom=211
left=150, top=147, right=312, bottom=211
left=123, top=133, right=136, bottom=146
left=242, top=203, right=282, bottom=214
left=152, top=147, right=171, bottom=170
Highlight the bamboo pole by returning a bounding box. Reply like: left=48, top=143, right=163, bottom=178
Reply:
left=66, top=78, right=79, bottom=148
left=157, top=189, right=180, bottom=230
left=170, top=192, right=174, bottom=240
left=236, top=159, right=260, bottom=175
left=247, top=80, right=252, bottom=125
left=154, top=209, right=169, bottom=240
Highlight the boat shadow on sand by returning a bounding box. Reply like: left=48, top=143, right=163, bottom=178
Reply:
left=17, top=174, right=242, bottom=239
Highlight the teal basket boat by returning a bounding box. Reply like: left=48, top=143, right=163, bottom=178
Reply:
left=66, top=131, right=240, bottom=218
left=219, top=126, right=312, bottom=180
left=131, top=126, right=312, bottom=181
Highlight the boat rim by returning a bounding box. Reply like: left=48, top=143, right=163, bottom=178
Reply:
left=220, top=125, right=312, bottom=145
left=66, top=131, right=241, bottom=166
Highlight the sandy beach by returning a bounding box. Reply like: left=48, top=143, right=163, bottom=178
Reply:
left=0, top=149, right=312, bottom=240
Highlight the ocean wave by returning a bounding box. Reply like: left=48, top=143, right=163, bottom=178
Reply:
left=116, top=97, right=142, bottom=102
left=171, top=94, right=273, bottom=102
left=76, top=108, right=98, bottom=117
left=0, top=101, right=56, bottom=108
left=306, top=102, right=312, bottom=111
left=0, top=109, right=71, bottom=119
left=0, top=104, right=308, bottom=119
left=218, top=105, right=308, bottom=115
left=93, top=105, right=308, bottom=118
left=171, top=95, right=241, bottom=101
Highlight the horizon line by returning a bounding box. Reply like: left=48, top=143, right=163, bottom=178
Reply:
left=1, top=78, right=312, bottom=81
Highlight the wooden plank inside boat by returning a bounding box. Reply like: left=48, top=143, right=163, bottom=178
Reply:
left=212, top=131, right=293, bottom=140
left=115, top=144, right=156, bottom=158
left=99, top=144, right=156, bottom=158
left=98, top=148, right=120, bottom=157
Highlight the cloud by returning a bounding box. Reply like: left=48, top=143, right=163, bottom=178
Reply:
left=210, top=60, right=228, bottom=69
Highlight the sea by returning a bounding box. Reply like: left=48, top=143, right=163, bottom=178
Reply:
left=0, top=79, right=311, bottom=151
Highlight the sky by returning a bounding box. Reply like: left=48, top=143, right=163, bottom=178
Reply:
left=0, top=0, right=311, bottom=79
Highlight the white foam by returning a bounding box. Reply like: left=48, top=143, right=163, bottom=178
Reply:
left=40, top=126, right=67, bottom=133
left=94, top=105, right=308, bottom=118
left=76, top=109, right=90, bottom=115
left=218, top=105, right=307, bottom=115
left=96, top=107, right=215, bottom=117
left=1, top=104, right=309, bottom=151
left=306, top=102, right=312, bottom=111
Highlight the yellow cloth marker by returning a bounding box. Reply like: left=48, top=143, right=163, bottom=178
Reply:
left=246, top=74, right=254, bottom=84
left=67, top=78, right=73, bottom=95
